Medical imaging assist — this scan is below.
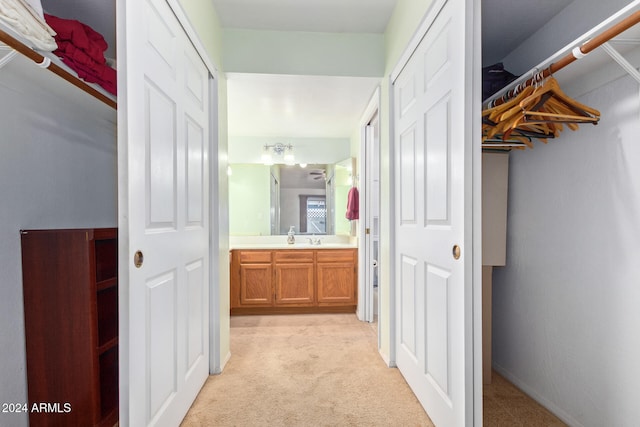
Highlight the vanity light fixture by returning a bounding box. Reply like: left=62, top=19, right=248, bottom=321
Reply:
left=262, top=143, right=294, bottom=165
left=261, top=146, right=274, bottom=165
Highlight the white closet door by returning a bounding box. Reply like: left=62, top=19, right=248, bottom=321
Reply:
left=118, top=0, right=211, bottom=425
left=393, top=0, right=475, bottom=425
left=364, top=123, right=380, bottom=323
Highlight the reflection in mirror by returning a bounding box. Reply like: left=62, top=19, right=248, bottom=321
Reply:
left=334, top=158, right=354, bottom=235
left=279, top=164, right=331, bottom=235
left=228, top=159, right=354, bottom=236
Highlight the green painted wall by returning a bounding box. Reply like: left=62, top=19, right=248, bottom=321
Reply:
left=229, top=164, right=272, bottom=236
left=223, top=29, right=384, bottom=77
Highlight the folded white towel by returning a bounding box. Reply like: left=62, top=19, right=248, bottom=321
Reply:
left=22, top=0, right=43, bottom=21
left=0, top=0, right=56, bottom=51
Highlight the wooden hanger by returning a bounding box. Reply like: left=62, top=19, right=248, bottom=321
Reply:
left=517, top=77, right=600, bottom=119
left=484, top=76, right=600, bottom=148
left=483, top=84, right=534, bottom=121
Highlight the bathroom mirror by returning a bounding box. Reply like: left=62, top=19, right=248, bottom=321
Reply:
left=229, top=158, right=354, bottom=236
left=225, top=73, right=378, bottom=238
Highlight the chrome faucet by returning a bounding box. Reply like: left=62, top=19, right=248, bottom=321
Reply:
left=308, top=236, right=322, bottom=245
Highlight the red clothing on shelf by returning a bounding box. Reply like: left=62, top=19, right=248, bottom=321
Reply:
left=44, top=13, right=116, bottom=95
left=44, top=14, right=107, bottom=64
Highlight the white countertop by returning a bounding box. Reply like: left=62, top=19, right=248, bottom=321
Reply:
left=230, top=242, right=357, bottom=250
left=229, top=235, right=358, bottom=250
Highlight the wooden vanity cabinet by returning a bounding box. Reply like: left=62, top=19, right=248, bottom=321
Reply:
left=20, top=228, right=118, bottom=427
left=230, top=248, right=357, bottom=314
left=317, top=249, right=357, bottom=306
left=274, top=251, right=315, bottom=306
left=235, top=250, right=273, bottom=306
left=231, top=251, right=274, bottom=307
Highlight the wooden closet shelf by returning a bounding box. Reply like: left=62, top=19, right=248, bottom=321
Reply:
left=0, top=27, right=117, bottom=110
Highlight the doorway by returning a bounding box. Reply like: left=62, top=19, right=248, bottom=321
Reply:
left=358, top=87, right=381, bottom=341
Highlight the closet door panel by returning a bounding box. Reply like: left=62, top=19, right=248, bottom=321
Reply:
left=186, top=117, right=204, bottom=227
left=146, top=271, right=178, bottom=417
left=146, top=84, right=178, bottom=229
left=119, top=0, right=211, bottom=425
left=400, top=126, right=417, bottom=224
left=424, top=97, right=451, bottom=224
left=393, top=0, right=477, bottom=425
left=186, top=259, right=205, bottom=370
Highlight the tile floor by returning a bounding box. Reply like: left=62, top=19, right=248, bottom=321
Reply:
left=484, top=371, right=567, bottom=426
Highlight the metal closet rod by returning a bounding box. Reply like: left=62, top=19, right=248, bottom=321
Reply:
left=489, top=9, right=640, bottom=108
left=0, top=28, right=117, bottom=110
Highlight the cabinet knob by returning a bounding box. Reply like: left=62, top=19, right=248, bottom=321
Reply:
left=134, top=250, right=144, bottom=268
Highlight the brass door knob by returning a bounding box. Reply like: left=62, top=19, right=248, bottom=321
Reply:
left=452, top=245, right=461, bottom=260
left=134, top=250, right=144, bottom=268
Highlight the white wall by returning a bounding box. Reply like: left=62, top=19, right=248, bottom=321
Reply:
left=501, top=0, right=630, bottom=75
left=0, top=64, right=117, bottom=427
left=493, top=73, right=640, bottom=427
left=490, top=2, right=640, bottom=425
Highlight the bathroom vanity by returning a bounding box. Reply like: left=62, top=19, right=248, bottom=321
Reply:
left=229, top=245, right=357, bottom=315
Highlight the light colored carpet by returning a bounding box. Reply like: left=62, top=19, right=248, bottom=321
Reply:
left=181, top=313, right=434, bottom=427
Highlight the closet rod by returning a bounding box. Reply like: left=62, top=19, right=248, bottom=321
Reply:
left=0, top=28, right=117, bottom=110
left=489, top=10, right=640, bottom=107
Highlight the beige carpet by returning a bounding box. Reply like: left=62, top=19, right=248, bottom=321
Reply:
left=181, top=313, right=434, bottom=426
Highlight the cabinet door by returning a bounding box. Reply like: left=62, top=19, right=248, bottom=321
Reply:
left=317, top=262, right=356, bottom=305
left=240, top=263, right=273, bottom=305
left=274, top=263, right=315, bottom=305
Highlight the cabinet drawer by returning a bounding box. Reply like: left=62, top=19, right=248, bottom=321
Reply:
left=239, top=251, right=272, bottom=263
left=316, top=249, right=355, bottom=263
left=275, top=250, right=314, bottom=263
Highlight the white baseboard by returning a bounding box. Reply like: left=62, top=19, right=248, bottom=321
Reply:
left=492, top=363, right=583, bottom=427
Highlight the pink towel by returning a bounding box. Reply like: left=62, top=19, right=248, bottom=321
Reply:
left=346, top=187, right=359, bottom=220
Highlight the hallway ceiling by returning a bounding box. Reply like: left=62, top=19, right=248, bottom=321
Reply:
left=227, top=73, right=380, bottom=138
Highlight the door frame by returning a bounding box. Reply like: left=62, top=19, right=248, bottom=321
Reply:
left=357, top=87, right=380, bottom=332
left=387, top=0, right=482, bottom=424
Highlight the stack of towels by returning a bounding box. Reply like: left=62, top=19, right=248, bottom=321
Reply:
left=45, top=14, right=116, bottom=95
left=0, top=0, right=57, bottom=51
left=0, top=0, right=116, bottom=95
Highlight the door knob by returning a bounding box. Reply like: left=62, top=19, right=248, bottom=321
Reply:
left=134, top=250, right=144, bottom=268
left=452, top=245, right=461, bottom=260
